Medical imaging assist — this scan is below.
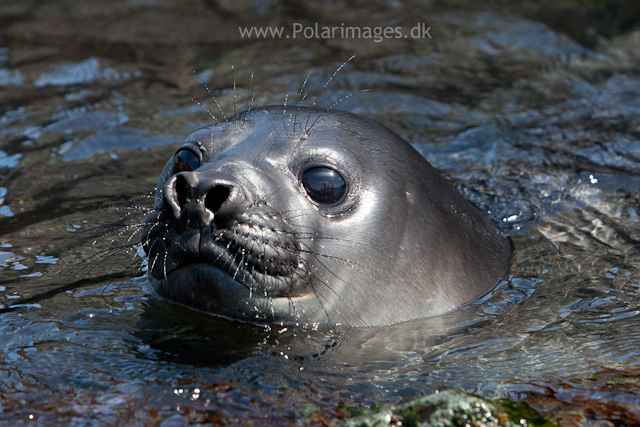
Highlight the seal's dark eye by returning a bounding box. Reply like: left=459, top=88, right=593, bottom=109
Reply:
left=302, top=167, right=347, bottom=205
left=173, top=149, right=200, bottom=175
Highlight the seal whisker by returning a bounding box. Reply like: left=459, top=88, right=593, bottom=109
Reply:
left=98, top=253, right=145, bottom=306
left=290, top=232, right=350, bottom=242
left=303, top=55, right=355, bottom=134
left=67, top=244, right=145, bottom=308
left=63, top=247, right=125, bottom=283
left=279, top=211, right=321, bottom=223
left=231, top=247, right=245, bottom=281
left=261, top=186, right=286, bottom=206
left=252, top=235, right=372, bottom=325
left=217, top=240, right=236, bottom=272
left=121, top=224, right=146, bottom=245
left=279, top=242, right=381, bottom=275
left=294, top=254, right=373, bottom=326
left=232, top=64, right=238, bottom=129
left=264, top=116, right=288, bottom=149
left=303, top=90, right=370, bottom=138
left=191, top=97, right=219, bottom=126
left=310, top=56, right=355, bottom=109
left=298, top=71, right=312, bottom=103
left=293, top=264, right=370, bottom=327
left=266, top=228, right=348, bottom=242
left=148, top=251, right=163, bottom=280
left=101, top=202, right=154, bottom=214
left=226, top=208, right=356, bottom=244
left=293, top=104, right=300, bottom=136
left=144, top=225, right=165, bottom=245
left=268, top=230, right=288, bottom=322
left=193, top=70, right=226, bottom=122
left=282, top=94, right=288, bottom=116
left=288, top=267, right=334, bottom=322
left=242, top=66, right=256, bottom=130
left=245, top=239, right=264, bottom=322
left=162, top=251, right=168, bottom=282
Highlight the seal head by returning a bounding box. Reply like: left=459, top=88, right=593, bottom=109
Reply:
left=142, top=106, right=511, bottom=326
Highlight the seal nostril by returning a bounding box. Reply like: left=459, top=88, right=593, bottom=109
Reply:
left=205, top=185, right=231, bottom=214
left=175, top=174, right=189, bottom=209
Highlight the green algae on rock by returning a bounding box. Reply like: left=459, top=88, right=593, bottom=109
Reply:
left=339, top=391, right=557, bottom=427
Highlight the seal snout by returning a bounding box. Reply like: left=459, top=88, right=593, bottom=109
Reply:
left=165, top=172, right=232, bottom=231
left=151, top=161, right=306, bottom=297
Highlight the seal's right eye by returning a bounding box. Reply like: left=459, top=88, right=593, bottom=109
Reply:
left=302, top=167, right=347, bottom=206
left=173, top=149, right=200, bottom=175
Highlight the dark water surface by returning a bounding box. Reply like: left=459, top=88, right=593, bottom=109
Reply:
left=2, top=1, right=640, bottom=425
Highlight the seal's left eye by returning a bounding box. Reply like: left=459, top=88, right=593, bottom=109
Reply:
left=302, top=167, right=347, bottom=206
left=173, top=149, right=200, bottom=175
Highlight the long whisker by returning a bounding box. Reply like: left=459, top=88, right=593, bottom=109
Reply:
left=298, top=71, right=312, bottom=103
left=193, top=70, right=226, bottom=122
left=311, top=55, right=355, bottom=108
left=304, top=56, right=355, bottom=133
left=232, top=64, right=238, bottom=127
left=242, top=64, right=256, bottom=129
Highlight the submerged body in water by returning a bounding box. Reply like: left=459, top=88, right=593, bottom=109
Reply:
left=141, top=106, right=512, bottom=326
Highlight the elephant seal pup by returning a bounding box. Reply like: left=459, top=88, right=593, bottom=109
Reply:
left=141, top=106, right=512, bottom=327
